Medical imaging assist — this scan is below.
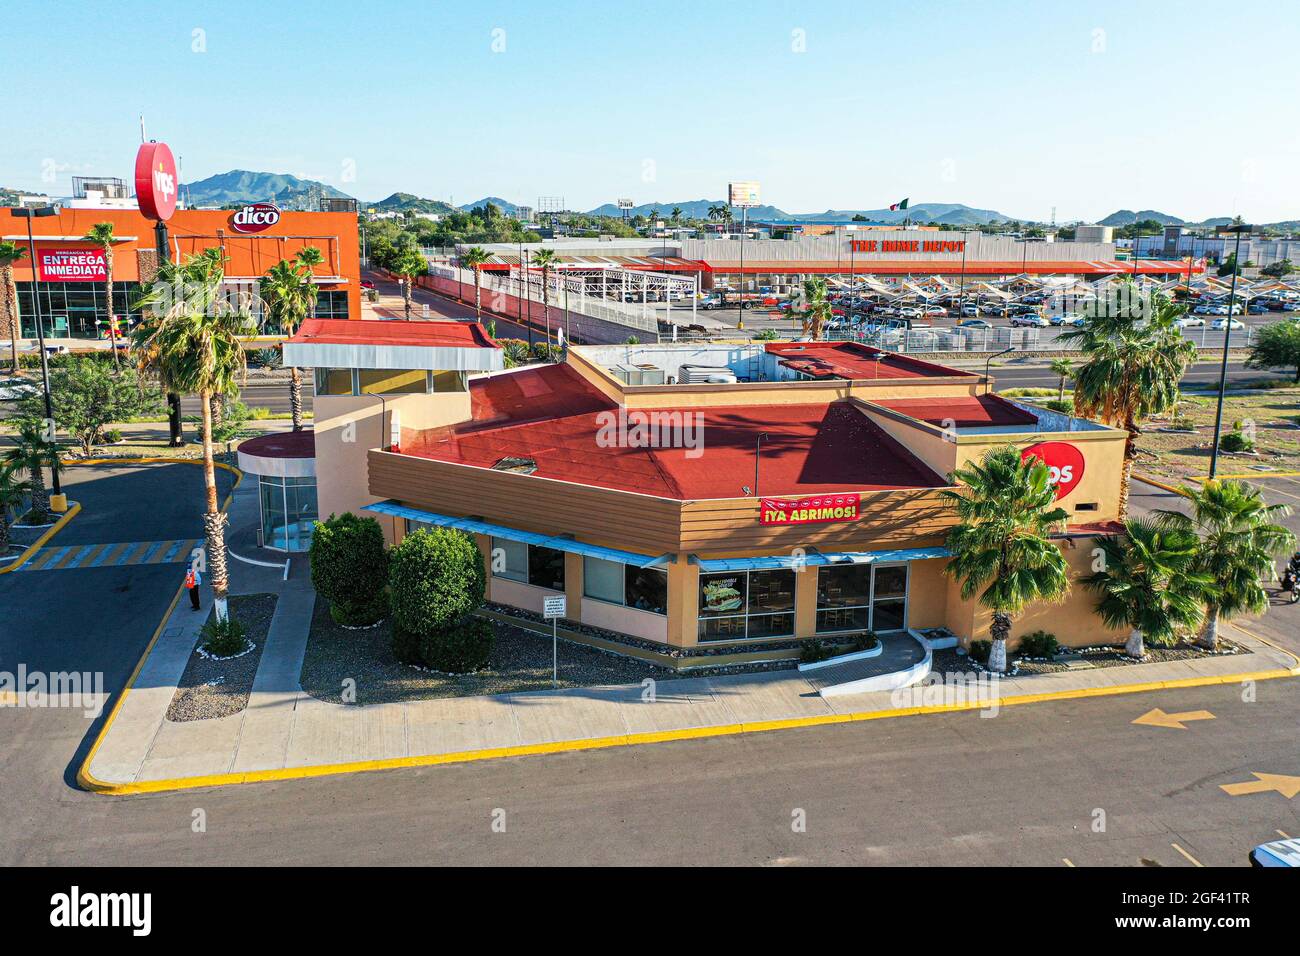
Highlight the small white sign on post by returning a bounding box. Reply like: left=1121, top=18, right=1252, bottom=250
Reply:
left=543, top=595, right=566, bottom=688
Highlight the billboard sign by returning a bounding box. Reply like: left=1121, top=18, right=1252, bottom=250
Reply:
left=134, top=141, right=179, bottom=221
left=728, top=181, right=761, bottom=208
left=230, top=202, right=282, bottom=234
left=37, top=246, right=108, bottom=282
left=1021, top=442, right=1086, bottom=500
left=759, top=493, right=860, bottom=525
left=616, top=198, right=634, bottom=210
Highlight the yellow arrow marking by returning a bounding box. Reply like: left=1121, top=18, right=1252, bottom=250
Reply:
left=1132, top=708, right=1216, bottom=729
left=1220, top=774, right=1300, bottom=799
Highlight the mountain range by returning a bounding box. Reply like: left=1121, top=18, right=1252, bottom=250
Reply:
left=183, top=170, right=352, bottom=210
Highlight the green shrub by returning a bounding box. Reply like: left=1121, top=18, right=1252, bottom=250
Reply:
left=201, top=617, right=248, bottom=657
left=102, top=428, right=123, bottom=444
left=799, top=639, right=833, bottom=664
left=754, top=328, right=780, bottom=341
left=252, top=347, right=283, bottom=369
left=848, top=630, right=879, bottom=652
left=1218, top=430, right=1255, bottom=453
left=391, top=624, right=423, bottom=665
left=968, top=639, right=992, bottom=664
left=1018, top=630, right=1060, bottom=658
left=210, top=399, right=252, bottom=443
left=1036, top=399, right=1073, bottom=414
left=388, top=526, right=485, bottom=640
left=419, top=615, right=494, bottom=672
left=496, top=338, right=533, bottom=368
left=310, top=513, right=389, bottom=627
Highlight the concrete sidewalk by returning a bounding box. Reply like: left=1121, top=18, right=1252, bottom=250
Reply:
left=82, top=481, right=1300, bottom=793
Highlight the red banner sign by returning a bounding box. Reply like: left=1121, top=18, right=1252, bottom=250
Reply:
left=1021, top=442, right=1086, bottom=500
left=759, top=493, right=860, bottom=525
left=134, top=141, right=178, bottom=221
left=37, top=246, right=108, bottom=282
left=230, top=202, right=282, bottom=234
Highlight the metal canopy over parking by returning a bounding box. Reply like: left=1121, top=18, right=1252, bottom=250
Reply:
left=690, top=546, right=950, bottom=572
left=363, top=500, right=673, bottom=568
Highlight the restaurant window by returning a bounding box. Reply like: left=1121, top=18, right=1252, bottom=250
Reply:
left=314, top=368, right=355, bottom=395
left=313, top=290, right=349, bottom=319
left=358, top=368, right=429, bottom=394
left=490, top=537, right=565, bottom=591
left=698, top=568, right=795, bottom=642
left=583, top=555, right=667, bottom=616
left=431, top=369, right=468, bottom=392
left=816, top=563, right=908, bottom=633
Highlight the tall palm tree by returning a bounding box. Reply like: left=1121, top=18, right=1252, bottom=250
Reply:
left=461, top=246, right=489, bottom=321
left=1155, top=479, right=1294, bottom=650
left=671, top=207, right=683, bottom=223
left=391, top=249, right=426, bottom=320
left=1061, top=287, right=1196, bottom=519
left=133, top=251, right=254, bottom=622
left=1048, top=357, right=1073, bottom=401
left=260, top=257, right=315, bottom=431
left=0, top=241, right=26, bottom=374
left=532, top=248, right=558, bottom=350
left=0, top=459, right=32, bottom=555
left=82, top=222, right=121, bottom=370
left=942, top=446, right=1071, bottom=673
left=1082, top=518, right=1209, bottom=658
left=295, top=245, right=324, bottom=318
left=801, top=276, right=833, bottom=341
left=4, top=421, right=60, bottom=524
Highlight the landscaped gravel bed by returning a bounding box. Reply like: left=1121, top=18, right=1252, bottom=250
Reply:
left=932, top=638, right=1244, bottom=679
left=166, top=593, right=278, bottom=722
left=300, top=597, right=678, bottom=705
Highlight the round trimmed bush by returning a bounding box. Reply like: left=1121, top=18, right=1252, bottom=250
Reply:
left=388, top=527, right=485, bottom=660
left=310, top=512, right=389, bottom=626
left=419, top=615, right=494, bottom=672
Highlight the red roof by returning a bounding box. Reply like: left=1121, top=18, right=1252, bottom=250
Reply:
left=874, top=395, right=1039, bottom=428
left=398, top=364, right=946, bottom=499
left=237, top=429, right=315, bottom=459
left=290, top=318, right=499, bottom=349
left=765, top=342, right=969, bottom=381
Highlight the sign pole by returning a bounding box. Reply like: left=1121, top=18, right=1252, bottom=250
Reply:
left=552, top=618, right=558, bottom=689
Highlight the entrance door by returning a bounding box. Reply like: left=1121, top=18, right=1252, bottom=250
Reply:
left=870, top=563, right=909, bottom=631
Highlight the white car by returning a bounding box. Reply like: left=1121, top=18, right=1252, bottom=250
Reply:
left=1175, top=316, right=1205, bottom=328
left=0, top=377, right=38, bottom=401
left=1211, top=318, right=1245, bottom=331
left=1010, top=314, right=1049, bottom=328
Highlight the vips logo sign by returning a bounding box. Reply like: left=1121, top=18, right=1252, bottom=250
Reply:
left=1021, top=442, right=1085, bottom=500
left=230, top=202, right=282, bottom=234
left=760, top=493, right=860, bottom=526
left=37, top=247, right=108, bottom=282
left=133, top=142, right=178, bottom=221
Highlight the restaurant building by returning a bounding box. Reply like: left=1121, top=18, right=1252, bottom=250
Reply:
left=283, top=320, right=1129, bottom=664
left=1, top=206, right=361, bottom=343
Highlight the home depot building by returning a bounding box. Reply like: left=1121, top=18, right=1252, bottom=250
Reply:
left=283, top=321, right=1128, bottom=663
left=0, top=206, right=361, bottom=342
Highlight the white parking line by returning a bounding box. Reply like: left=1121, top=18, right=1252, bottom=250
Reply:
left=1171, top=843, right=1204, bottom=867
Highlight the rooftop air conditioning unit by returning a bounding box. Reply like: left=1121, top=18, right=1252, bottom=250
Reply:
left=679, top=364, right=737, bottom=385
left=630, top=363, right=666, bottom=386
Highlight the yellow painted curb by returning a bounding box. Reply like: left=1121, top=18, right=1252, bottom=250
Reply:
left=65, top=456, right=243, bottom=487
left=1189, top=471, right=1300, bottom=481
left=77, top=656, right=1300, bottom=796
left=0, top=501, right=81, bottom=575
left=1132, top=473, right=1190, bottom=496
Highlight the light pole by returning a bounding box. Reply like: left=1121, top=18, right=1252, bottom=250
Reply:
left=984, top=345, right=1015, bottom=396
left=1208, top=224, right=1250, bottom=479
left=10, top=206, right=62, bottom=495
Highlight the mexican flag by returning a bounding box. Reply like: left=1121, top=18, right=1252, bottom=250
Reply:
left=889, top=198, right=910, bottom=211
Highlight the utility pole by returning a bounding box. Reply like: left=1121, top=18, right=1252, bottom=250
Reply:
left=1208, top=224, right=1249, bottom=478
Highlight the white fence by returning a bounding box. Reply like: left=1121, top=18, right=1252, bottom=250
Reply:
left=822, top=323, right=1259, bottom=353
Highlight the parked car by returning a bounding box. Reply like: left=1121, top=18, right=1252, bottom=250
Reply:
left=1010, top=314, right=1049, bottom=328
left=960, top=303, right=980, bottom=318
left=956, top=319, right=993, bottom=330
left=921, top=305, right=947, bottom=317
left=1049, top=312, right=1083, bottom=326
left=1175, top=316, right=1205, bottom=328
left=360, top=278, right=376, bottom=290
left=1211, top=318, right=1245, bottom=331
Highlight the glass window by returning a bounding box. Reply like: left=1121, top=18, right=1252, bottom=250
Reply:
left=699, top=569, right=794, bottom=641
left=528, top=545, right=566, bottom=591
left=358, top=368, right=428, bottom=394
left=313, top=290, right=349, bottom=319
left=625, top=566, right=667, bottom=615
left=583, top=555, right=624, bottom=604
left=815, top=563, right=909, bottom=633
left=258, top=475, right=318, bottom=553
left=431, top=369, right=468, bottom=392
left=314, top=368, right=354, bottom=395
left=259, top=476, right=285, bottom=551
left=491, top=536, right=528, bottom=583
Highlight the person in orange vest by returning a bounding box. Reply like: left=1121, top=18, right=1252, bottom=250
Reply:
left=185, top=566, right=202, bottom=611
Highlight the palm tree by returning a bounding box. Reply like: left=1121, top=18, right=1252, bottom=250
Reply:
left=0, top=459, right=32, bottom=556
left=1061, top=287, right=1196, bottom=519
left=461, top=246, right=489, bottom=322
left=942, top=446, right=1071, bottom=672
left=671, top=207, right=683, bottom=223
left=82, top=223, right=121, bottom=370
left=801, top=276, right=833, bottom=341
left=4, top=421, right=60, bottom=524
left=1155, top=479, right=1294, bottom=650
left=0, top=241, right=26, bottom=374
left=391, top=249, right=426, bottom=320
left=260, top=257, right=315, bottom=431
left=295, top=245, right=324, bottom=318
left=1082, top=518, right=1209, bottom=658
left=1048, top=357, right=1073, bottom=402
left=133, top=251, right=254, bottom=622
left=532, top=248, right=558, bottom=350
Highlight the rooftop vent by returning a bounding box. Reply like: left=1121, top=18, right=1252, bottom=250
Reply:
left=491, top=456, right=537, bottom=475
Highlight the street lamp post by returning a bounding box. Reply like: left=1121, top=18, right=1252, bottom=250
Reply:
left=10, top=206, right=62, bottom=495
left=1208, top=224, right=1250, bottom=479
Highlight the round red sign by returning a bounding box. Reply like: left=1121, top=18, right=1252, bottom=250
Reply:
left=230, top=202, right=282, bottom=234
left=1021, top=441, right=1085, bottom=500
left=134, top=142, right=178, bottom=221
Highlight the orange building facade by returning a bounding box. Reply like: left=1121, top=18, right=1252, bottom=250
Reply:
left=1, top=207, right=360, bottom=342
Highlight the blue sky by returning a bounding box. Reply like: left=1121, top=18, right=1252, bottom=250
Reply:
left=5, top=0, right=1299, bottom=222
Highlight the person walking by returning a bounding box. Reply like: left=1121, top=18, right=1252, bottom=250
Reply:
left=185, top=565, right=203, bottom=611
